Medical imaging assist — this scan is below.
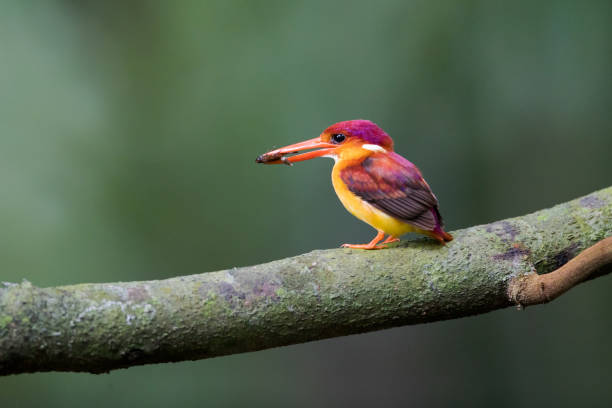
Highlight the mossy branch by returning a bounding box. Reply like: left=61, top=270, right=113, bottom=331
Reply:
left=1, top=187, right=611, bottom=376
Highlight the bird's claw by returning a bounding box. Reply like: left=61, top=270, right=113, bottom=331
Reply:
left=341, top=243, right=386, bottom=250
left=381, top=237, right=400, bottom=245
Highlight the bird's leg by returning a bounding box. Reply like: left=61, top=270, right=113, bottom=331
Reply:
left=381, top=236, right=400, bottom=245
left=342, top=231, right=387, bottom=250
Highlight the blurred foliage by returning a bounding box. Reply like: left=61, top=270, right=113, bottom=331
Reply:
left=1, top=1, right=611, bottom=407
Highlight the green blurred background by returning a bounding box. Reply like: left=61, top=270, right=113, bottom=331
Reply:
left=1, top=1, right=611, bottom=406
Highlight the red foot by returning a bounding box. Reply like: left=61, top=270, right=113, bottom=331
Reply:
left=341, top=243, right=387, bottom=250
left=341, top=231, right=395, bottom=250
left=381, top=236, right=400, bottom=245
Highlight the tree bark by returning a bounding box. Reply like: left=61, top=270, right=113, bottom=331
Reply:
left=1, top=187, right=611, bottom=376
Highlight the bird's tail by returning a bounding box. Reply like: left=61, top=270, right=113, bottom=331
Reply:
left=439, top=230, right=454, bottom=242
left=429, top=228, right=453, bottom=244
left=430, top=207, right=453, bottom=244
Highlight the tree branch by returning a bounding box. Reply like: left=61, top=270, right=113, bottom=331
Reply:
left=1, top=187, right=611, bottom=376
left=508, top=236, right=612, bottom=305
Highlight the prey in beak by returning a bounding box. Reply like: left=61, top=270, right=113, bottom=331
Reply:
left=256, top=137, right=337, bottom=166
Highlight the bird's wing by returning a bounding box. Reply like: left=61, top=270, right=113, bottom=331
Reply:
left=340, top=152, right=442, bottom=230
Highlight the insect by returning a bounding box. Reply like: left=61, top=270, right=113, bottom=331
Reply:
left=256, top=151, right=293, bottom=165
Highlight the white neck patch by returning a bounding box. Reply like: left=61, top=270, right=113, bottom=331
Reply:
left=322, top=153, right=338, bottom=162
left=362, top=144, right=386, bottom=153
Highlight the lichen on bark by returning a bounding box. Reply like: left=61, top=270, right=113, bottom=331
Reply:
left=1, top=187, right=611, bottom=375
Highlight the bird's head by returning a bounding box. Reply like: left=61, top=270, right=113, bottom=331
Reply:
left=256, top=119, right=393, bottom=165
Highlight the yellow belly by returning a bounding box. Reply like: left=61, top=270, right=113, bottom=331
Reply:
left=331, top=165, right=421, bottom=237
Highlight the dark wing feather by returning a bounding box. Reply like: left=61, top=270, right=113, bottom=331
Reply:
left=340, top=153, right=443, bottom=230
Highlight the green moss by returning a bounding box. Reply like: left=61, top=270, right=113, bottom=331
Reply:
left=274, top=287, right=288, bottom=298
left=0, top=315, right=12, bottom=329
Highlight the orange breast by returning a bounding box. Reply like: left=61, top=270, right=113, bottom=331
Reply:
left=331, top=160, right=422, bottom=237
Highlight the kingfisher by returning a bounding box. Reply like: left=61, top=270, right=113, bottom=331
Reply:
left=256, top=120, right=453, bottom=249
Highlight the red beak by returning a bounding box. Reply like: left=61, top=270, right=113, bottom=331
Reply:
left=256, top=137, right=337, bottom=165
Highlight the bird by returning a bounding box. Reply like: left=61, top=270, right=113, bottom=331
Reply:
left=256, top=120, right=453, bottom=249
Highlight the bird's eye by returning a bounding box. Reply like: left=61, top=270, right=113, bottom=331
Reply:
left=331, top=133, right=346, bottom=144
